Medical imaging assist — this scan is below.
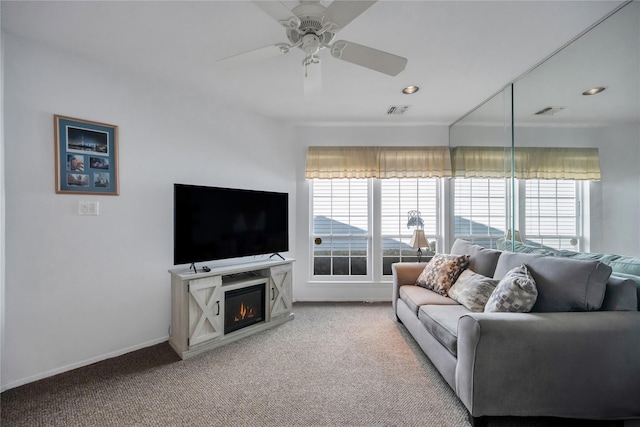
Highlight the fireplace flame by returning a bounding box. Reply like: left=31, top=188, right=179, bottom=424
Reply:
left=234, top=302, right=256, bottom=322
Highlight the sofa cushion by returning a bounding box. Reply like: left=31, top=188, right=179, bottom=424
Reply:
left=496, top=239, right=556, bottom=255
left=600, top=277, right=639, bottom=311
left=497, top=240, right=640, bottom=285
left=415, top=254, right=470, bottom=295
left=607, top=255, right=640, bottom=278
left=418, top=305, right=470, bottom=356
left=494, top=252, right=611, bottom=312
left=448, top=269, right=499, bottom=312
left=451, top=239, right=502, bottom=278
left=485, top=264, right=538, bottom=313
left=399, top=285, right=459, bottom=315
left=610, top=273, right=640, bottom=307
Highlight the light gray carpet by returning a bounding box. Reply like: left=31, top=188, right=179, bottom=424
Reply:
left=0, top=302, right=624, bottom=426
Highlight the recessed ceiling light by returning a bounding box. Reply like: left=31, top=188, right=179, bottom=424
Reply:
left=402, top=85, right=420, bottom=94
left=582, top=86, right=606, bottom=96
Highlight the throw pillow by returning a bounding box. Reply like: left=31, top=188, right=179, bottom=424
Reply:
left=484, top=264, right=538, bottom=313
left=448, top=269, right=499, bottom=312
left=415, top=254, right=470, bottom=296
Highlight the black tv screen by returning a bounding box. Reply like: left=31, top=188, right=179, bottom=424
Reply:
left=174, top=184, right=289, bottom=265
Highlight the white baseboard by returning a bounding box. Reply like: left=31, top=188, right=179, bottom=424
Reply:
left=1, top=336, right=169, bottom=392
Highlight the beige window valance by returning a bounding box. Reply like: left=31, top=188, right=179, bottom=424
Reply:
left=515, top=147, right=601, bottom=180
left=305, top=146, right=452, bottom=179
left=450, top=146, right=511, bottom=179
left=378, top=146, right=452, bottom=178
left=451, top=146, right=601, bottom=180
left=306, top=146, right=600, bottom=180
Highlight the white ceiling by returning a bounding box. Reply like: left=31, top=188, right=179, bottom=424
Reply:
left=1, top=0, right=629, bottom=125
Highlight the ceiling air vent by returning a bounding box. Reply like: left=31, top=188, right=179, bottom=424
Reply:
left=387, top=105, right=410, bottom=115
left=534, top=106, right=566, bottom=116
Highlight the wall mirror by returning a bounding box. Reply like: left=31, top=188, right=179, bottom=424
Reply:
left=450, top=1, right=639, bottom=257
left=449, top=86, right=513, bottom=249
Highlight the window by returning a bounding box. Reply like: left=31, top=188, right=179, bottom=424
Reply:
left=311, top=178, right=438, bottom=278
left=380, top=178, right=438, bottom=274
left=453, top=178, right=507, bottom=249
left=451, top=178, right=582, bottom=251
left=312, top=179, right=369, bottom=277
left=523, top=180, right=580, bottom=250
left=310, top=177, right=584, bottom=281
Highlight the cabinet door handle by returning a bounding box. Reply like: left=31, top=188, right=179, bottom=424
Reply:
left=271, top=287, right=275, bottom=300
left=216, top=301, right=220, bottom=315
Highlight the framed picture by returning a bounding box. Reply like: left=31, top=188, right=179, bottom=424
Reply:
left=54, top=115, right=119, bottom=195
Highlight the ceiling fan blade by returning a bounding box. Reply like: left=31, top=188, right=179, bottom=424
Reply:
left=325, top=0, right=377, bottom=30
left=252, top=1, right=298, bottom=27
left=217, top=44, right=287, bottom=69
left=330, top=40, right=407, bottom=76
left=303, top=62, right=322, bottom=99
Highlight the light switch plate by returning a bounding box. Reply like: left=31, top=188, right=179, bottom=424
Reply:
left=79, top=201, right=99, bottom=216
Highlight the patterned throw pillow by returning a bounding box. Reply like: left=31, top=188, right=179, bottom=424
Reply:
left=484, top=264, right=538, bottom=313
left=448, top=269, right=499, bottom=312
left=415, top=254, right=470, bottom=296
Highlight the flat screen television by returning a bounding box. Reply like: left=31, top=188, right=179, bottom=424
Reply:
left=174, top=184, right=288, bottom=266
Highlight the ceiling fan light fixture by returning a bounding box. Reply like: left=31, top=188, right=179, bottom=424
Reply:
left=228, top=1, right=409, bottom=90
left=402, top=85, right=420, bottom=94
left=582, top=86, right=606, bottom=96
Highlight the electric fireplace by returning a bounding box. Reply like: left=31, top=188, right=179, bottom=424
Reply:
left=169, top=260, right=294, bottom=360
left=224, top=283, right=266, bottom=334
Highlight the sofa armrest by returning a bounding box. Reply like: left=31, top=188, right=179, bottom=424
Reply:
left=456, top=311, right=640, bottom=419
left=391, top=262, right=428, bottom=315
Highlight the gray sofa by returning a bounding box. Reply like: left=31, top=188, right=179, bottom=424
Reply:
left=392, top=239, right=640, bottom=426
left=496, top=239, right=640, bottom=291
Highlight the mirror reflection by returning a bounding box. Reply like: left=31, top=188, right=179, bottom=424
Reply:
left=450, top=2, right=639, bottom=263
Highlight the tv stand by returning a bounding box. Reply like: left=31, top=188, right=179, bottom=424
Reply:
left=168, top=258, right=294, bottom=359
left=270, top=252, right=285, bottom=260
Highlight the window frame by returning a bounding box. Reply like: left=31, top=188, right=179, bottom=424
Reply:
left=379, top=178, right=440, bottom=275
left=310, top=179, right=373, bottom=282
left=450, top=178, right=584, bottom=251
left=451, top=178, right=510, bottom=249
left=308, top=177, right=586, bottom=283
left=517, top=179, right=584, bottom=251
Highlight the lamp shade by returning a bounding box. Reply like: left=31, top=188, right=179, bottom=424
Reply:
left=409, top=229, right=429, bottom=249
left=505, top=230, right=524, bottom=243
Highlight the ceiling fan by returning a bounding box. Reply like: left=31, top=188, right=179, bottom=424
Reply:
left=218, top=0, right=408, bottom=96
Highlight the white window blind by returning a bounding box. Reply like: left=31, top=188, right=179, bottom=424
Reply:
left=453, top=178, right=507, bottom=248
left=524, top=180, right=579, bottom=250
left=312, top=179, right=369, bottom=276
left=380, top=178, right=437, bottom=274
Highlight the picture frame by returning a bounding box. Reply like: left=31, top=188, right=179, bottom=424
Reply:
left=54, top=115, right=119, bottom=195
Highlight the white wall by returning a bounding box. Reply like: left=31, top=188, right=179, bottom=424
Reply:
left=293, top=124, right=449, bottom=302
left=599, top=124, right=640, bottom=256
left=1, top=33, right=295, bottom=390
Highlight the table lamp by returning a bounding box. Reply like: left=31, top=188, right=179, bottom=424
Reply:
left=409, top=229, right=430, bottom=263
